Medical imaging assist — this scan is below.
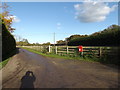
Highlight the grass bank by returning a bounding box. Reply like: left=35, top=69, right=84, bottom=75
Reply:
left=21, top=47, right=100, bottom=63
left=0, top=58, right=11, bottom=69
left=0, top=48, right=18, bottom=69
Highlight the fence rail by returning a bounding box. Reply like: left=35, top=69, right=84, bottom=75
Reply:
left=20, top=45, right=119, bottom=58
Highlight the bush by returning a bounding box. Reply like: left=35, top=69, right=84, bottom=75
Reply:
left=68, top=25, right=120, bottom=46
left=2, top=22, right=16, bottom=61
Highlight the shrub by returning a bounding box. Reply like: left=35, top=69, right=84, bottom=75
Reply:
left=2, top=22, right=16, bottom=61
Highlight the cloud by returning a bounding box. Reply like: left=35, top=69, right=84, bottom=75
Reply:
left=57, top=22, right=61, bottom=26
left=74, top=2, right=117, bottom=23
left=5, top=15, right=20, bottom=23
left=57, top=22, right=61, bottom=30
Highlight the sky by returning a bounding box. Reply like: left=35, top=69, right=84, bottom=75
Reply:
left=5, top=2, right=118, bottom=44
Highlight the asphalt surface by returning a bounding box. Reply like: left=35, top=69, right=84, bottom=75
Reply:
left=1, top=48, right=119, bottom=88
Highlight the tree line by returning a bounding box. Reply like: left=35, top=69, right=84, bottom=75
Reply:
left=16, top=24, right=120, bottom=46
left=16, top=37, right=51, bottom=46
left=57, top=25, right=120, bottom=46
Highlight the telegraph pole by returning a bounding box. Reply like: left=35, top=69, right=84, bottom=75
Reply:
left=54, top=32, right=55, bottom=46
left=53, top=32, right=56, bottom=54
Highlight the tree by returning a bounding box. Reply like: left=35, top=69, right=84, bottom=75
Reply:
left=14, top=35, right=22, bottom=42
left=66, top=34, right=88, bottom=43
left=1, top=3, right=16, bottom=60
left=16, top=38, right=29, bottom=46
left=1, top=3, right=15, bottom=32
left=35, top=43, right=41, bottom=46
left=56, top=40, right=65, bottom=45
left=42, top=42, right=51, bottom=45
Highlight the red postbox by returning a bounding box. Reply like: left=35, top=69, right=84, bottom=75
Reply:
left=78, top=45, right=83, bottom=52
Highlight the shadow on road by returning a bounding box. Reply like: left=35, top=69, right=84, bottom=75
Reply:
left=20, top=71, right=36, bottom=89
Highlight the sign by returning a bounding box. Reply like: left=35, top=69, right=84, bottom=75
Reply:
left=78, top=45, right=83, bottom=52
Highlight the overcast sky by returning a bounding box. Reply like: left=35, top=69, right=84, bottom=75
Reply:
left=6, top=2, right=118, bottom=44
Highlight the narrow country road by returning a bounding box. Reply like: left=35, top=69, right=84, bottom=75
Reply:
left=1, top=48, right=119, bottom=88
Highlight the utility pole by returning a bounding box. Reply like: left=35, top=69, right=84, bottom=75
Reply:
left=53, top=32, right=56, bottom=54
left=65, top=38, right=68, bottom=46
left=54, top=32, right=55, bottom=46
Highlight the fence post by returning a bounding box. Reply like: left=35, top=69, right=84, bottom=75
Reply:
left=51, top=46, right=52, bottom=52
left=55, top=46, right=57, bottom=54
left=39, top=46, right=40, bottom=51
left=67, top=46, right=69, bottom=54
left=81, top=51, right=83, bottom=56
left=99, top=47, right=102, bottom=57
left=49, top=45, right=51, bottom=53
left=40, top=46, right=42, bottom=52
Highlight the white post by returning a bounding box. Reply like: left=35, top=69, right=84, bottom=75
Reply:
left=55, top=46, right=57, bottom=54
left=67, top=46, right=69, bottom=54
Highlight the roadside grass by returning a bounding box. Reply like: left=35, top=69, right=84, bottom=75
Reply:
left=0, top=48, right=18, bottom=69
left=0, top=58, right=11, bottom=69
left=21, top=47, right=100, bottom=63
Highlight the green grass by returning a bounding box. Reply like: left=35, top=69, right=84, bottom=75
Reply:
left=20, top=47, right=100, bottom=62
left=0, top=49, right=17, bottom=69
left=0, top=58, right=11, bottom=69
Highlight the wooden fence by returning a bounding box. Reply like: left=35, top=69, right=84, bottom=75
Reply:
left=21, top=45, right=119, bottom=58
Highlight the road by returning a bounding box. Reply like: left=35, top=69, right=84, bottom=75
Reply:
left=1, top=48, right=119, bottom=88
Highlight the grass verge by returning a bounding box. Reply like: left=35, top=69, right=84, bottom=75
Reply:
left=20, top=47, right=100, bottom=63
left=0, top=48, right=18, bottom=69
left=0, top=58, right=11, bottom=69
